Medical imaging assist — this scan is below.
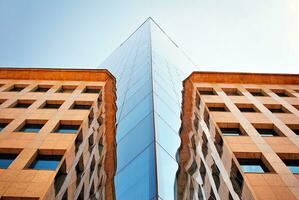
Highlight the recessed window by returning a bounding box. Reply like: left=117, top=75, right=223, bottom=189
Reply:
left=0, top=123, right=9, bottom=131
left=198, top=88, right=216, bottom=95
left=83, top=86, right=101, bottom=94
left=220, top=128, right=242, bottom=136
left=53, top=122, right=81, bottom=134
left=286, top=125, right=299, bottom=135
left=256, top=128, right=278, bottom=136
left=56, top=85, right=77, bottom=93
left=70, top=101, right=92, bottom=110
left=223, top=88, right=242, bottom=96
left=0, top=99, right=6, bottom=105
left=290, top=129, right=299, bottom=135
left=264, top=104, right=289, bottom=113
left=7, top=84, right=28, bottom=92
left=0, top=153, right=18, bottom=169
left=238, top=158, right=270, bottom=173
left=41, top=100, right=63, bottom=109
left=11, top=100, right=35, bottom=108
left=236, top=104, right=259, bottom=113
left=32, top=85, right=52, bottom=92
left=28, top=154, right=62, bottom=170
left=208, top=104, right=228, bottom=112
left=271, top=89, right=293, bottom=97
left=18, top=122, right=44, bottom=133
left=247, top=89, right=267, bottom=97
left=283, top=160, right=299, bottom=174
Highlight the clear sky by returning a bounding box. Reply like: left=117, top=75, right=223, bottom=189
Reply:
left=0, top=0, right=298, bottom=73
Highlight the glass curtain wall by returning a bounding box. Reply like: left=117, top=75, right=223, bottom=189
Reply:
left=99, top=18, right=197, bottom=200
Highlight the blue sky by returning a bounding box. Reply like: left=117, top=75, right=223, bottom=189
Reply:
left=0, top=0, right=298, bottom=73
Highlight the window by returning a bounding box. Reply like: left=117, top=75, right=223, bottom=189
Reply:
left=256, top=128, right=279, bottom=136
left=223, top=88, right=242, bottom=96
left=11, top=100, right=35, bottom=108
left=208, top=104, right=228, bottom=112
left=0, top=123, right=9, bottom=131
left=271, top=89, right=293, bottom=97
left=56, top=85, right=77, bottom=93
left=238, top=158, right=270, bottom=173
left=0, top=154, right=17, bottom=169
left=28, top=154, right=62, bottom=170
left=198, top=87, right=216, bottom=95
left=32, top=85, right=52, bottom=92
left=286, top=125, right=299, bottom=135
left=70, top=102, right=92, bottom=110
left=247, top=89, right=267, bottom=97
left=220, top=128, right=243, bottom=136
left=283, top=160, right=299, bottom=174
left=264, top=104, right=289, bottom=113
left=291, top=129, right=299, bottom=135
left=83, top=86, right=101, bottom=94
left=41, top=100, right=63, bottom=109
left=18, top=122, right=45, bottom=133
left=53, top=122, right=80, bottom=134
left=7, top=84, right=28, bottom=92
left=236, top=104, right=259, bottom=112
left=0, top=99, right=6, bottom=105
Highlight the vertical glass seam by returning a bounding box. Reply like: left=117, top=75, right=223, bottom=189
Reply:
left=149, top=18, right=159, bottom=200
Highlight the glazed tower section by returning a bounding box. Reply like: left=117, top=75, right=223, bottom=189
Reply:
left=99, top=18, right=196, bottom=200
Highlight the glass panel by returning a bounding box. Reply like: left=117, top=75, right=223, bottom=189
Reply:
left=117, top=113, right=154, bottom=172
left=117, top=94, right=153, bottom=141
left=19, top=124, right=43, bottom=133
left=55, top=125, right=79, bottom=134
left=155, top=113, right=180, bottom=159
left=115, top=143, right=156, bottom=200
left=29, top=155, right=62, bottom=170
left=0, top=154, right=17, bottom=168
left=156, top=143, right=178, bottom=200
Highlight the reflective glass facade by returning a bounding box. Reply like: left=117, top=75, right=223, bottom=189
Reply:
left=99, top=18, right=196, bottom=200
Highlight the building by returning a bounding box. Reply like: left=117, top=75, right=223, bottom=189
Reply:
left=99, top=18, right=196, bottom=200
left=1, top=18, right=299, bottom=200
left=0, top=68, right=116, bottom=200
left=177, top=72, right=299, bottom=200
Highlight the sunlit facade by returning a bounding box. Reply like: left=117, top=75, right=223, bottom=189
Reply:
left=0, top=68, right=116, bottom=200
left=177, top=72, right=299, bottom=200
left=1, top=17, right=299, bottom=200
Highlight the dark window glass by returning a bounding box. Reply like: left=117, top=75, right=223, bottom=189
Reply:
left=13, top=101, right=33, bottom=108
left=269, top=108, right=286, bottom=113
left=250, top=91, right=266, bottom=96
left=208, top=106, right=227, bottom=112
left=291, top=129, right=299, bottom=135
left=56, top=86, right=76, bottom=93
left=8, top=85, right=27, bottom=92
left=42, top=102, right=62, bottom=109
left=0, top=123, right=9, bottom=131
left=0, top=99, right=6, bottom=105
left=29, top=155, right=62, bottom=170
left=238, top=158, right=269, bottom=173
left=275, top=92, right=289, bottom=97
left=256, top=128, right=278, bottom=136
left=0, top=154, right=17, bottom=168
left=283, top=160, right=299, bottom=174
left=19, top=123, right=44, bottom=133
left=33, top=86, right=51, bottom=92
left=72, top=104, right=91, bottom=110
left=198, top=90, right=215, bottom=95
left=55, top=124, right=80, bottom=133
left=83, top=87, right=101, bottom=94
left=221, top=128, right=242, bottom=136
left=239, top=107, right=257, bottom=112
